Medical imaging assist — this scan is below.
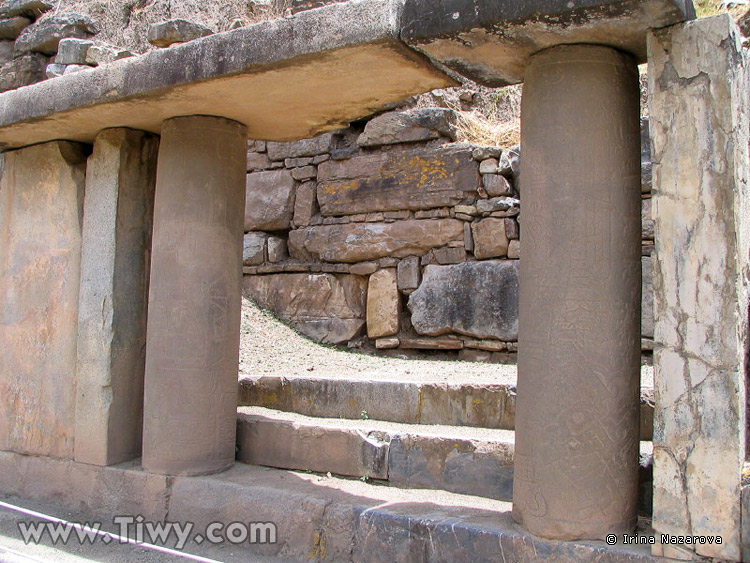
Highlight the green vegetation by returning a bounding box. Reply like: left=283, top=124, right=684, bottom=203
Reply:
left=695, top=0, right=729, bottom=17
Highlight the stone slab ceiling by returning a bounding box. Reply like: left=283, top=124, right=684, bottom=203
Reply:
left=0, top=0, right=693, bottom=149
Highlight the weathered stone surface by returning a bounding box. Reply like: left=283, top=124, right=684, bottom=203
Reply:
left=349, top=261, right=378, bottom=275
left=14, top=13, right=99, bottom=56
left=0, top=0, right=52, bottom=18
left=243, top=232, right=268, bottom=265
left=401, top=0, right=695, bottom=86
left=479, top=158, right=498, bottom=174
left=641, top=197, right=653, bottom=239
left=147, top=19, right=212, bottom=47
left=648, top=15, right=748, bottom=560
left=245, top=169, right=296, bottom=231
left=267, top=236, right=288, bottom=263
left=367, top=269, right=399, bottom=338
left=0, top=141, right=87, bottom=459
left=0, top=1, right=454, bottom=149
left=0, top=15, right=29, bottom=39
left=237, top=409, right=389, bottom=479
left=472, top=146, right=500, bottom=161
left=84, top=42, right=132, bottom=66
left=291, top=164, right=316, bottom=181
left=289, top=219, right=464, bottom=263
left=246, top=151, right=271, bottom=171
left=471, top=218, right=509, bottom=259
left=640, top=117, right=652, bottom=193
left=292, top=181, right=317, bottom=227
left=507, top=239, right=520, bottom=259
left=400, top=337, right=463, bottom=350
left=0, top=39, right=11, bottom=64
left=142, top=116, right=247, bottom=476
left=356, top=107, right=458, bottom=146
left=0, top=51, right=45, bottom=92
left=409, top=261, right=518, bottom=340
left=54, top=37, right=92, bottom=64
left=476, top=196, right=518, bottom=214
left=44, top=61, right=63, bottom=77
left=317, top=145, right=479, bottom=216
left=515, top=45, right=641, bottom=541
left=267, top=132, right=336, bottom=161
left=483, top=173, right=512, bottom=197
left=376, top=337, right=399, bottom=349
left=75, top=129, right=159, bottom=467
left=641, top=256, right=653, bottom=339
left=244, top=273, right=366, bottom=344
left=397, top=255, right=420, bottom=290
left=504, top=218, right=519, bottom=240
left=63, top=63, right=90, bottom=75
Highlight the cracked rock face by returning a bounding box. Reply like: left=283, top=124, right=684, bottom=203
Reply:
left=648, top=14, right=749, bottom=562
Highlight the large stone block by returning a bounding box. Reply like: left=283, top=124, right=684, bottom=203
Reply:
left=317, top=145, right=479, bottom=216
left=367, top=269, right=399, bottom=338
left=14, top=13, right=99, bottom=56
left=356, top=107, right=458, bottom=146
left=244, top=273, right=366, bottom=344
left=289, top=219, right=464, bottom=263
left=648, top=15, right=748, bottom=560
left=0, top=141, right=87, bottom=459
left=244, top=169, right=296, bottom=231
left=408, top=261, right=518, bottom=340
left=0, top=51, right=45, bottom=92
left=471, top=218, right=509, bottom=259
left=75, top=129, right=159, bottom=467
left=147, top=19, right=212, bottom=48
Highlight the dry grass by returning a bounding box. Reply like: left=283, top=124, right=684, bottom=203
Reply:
left=449, top=85, right=522, bottom=148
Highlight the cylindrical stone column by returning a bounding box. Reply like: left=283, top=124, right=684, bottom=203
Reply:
left=142, top=116, right=247, bottom=475
left=513, top=45, right=641, bottom=540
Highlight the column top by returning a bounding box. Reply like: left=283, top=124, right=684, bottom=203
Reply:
left=0, top=0, right=693, bottom=150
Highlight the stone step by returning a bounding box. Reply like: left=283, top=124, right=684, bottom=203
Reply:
left=238, top=365, right=655, bottom=440
left=236, top=406, right=653, bottom=512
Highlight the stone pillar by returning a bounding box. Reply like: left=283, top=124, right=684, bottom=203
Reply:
left=513, top=45, right=641, bottom=540
left=0, top=141, right=88, bottom=459
left=142, top=116, right=247, bottom=475
left=75, top=129, right=159, bottom=466
left=648, top=15, right=748, bottom=561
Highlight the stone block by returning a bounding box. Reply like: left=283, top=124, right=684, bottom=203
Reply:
left=85, top=42, right=132, bottom=66
left=243, top=232, right=268, bottom=265
left=356, top=107, right=458, bottom=146
left=0, top=0, right=52, bottom=18
left=45, top=62, right=64, bottom=77
left=291, top=164, right=316, bottom=181
left=0, top=39, right=12, bottom=64
left=75, top=129, right=159, bottom=467
left=349, top=261, right=378, bottom=275
left=472, top=146, right=500, bottom=160
left=375, top=337, right=399, bottom=349
left=244, top=273, right=366, bottom=344
left=479, top=158, right=498, bottom=174
left=0, top=15, right=29, bottom=39
left=14, top=13, right=98, bottom=56
left=292, top=181, right=318, bottom=227
left=482, top=173, right=512, bottom=197
left=0, top=141, right=88, bottom=459
left=247, top=151, right=271, bottom=171
left=641, top=197, right=653, bottom=240
left=289, top=219, right=464, bottom=263
left=507, top=239, right=520, bottom=259
left=504, top=217, right=519, bottom=240
left=476, top=196, right=519, bottom=214
left=399, top=337, right=463, bottom=350
left=641, top=117, right=652, bottom=193
left=471, top=218, right=509, bottom=259
left=267, top=236, right=288, bottom=263
left=245, top=169, right=296, bottom=231
left=367, top=269, right=400, bottom=338
left=267, top=132, right=336, bottom=161
left=317, top=145, right=479, bottom=216
left=397, top=255, right=420, bottom=290
left=147, top=19, right=213, bottom=48
left=0, top=51, right=45, bottom=92
left=63, top=63, right=89, bottom=75
left=641, top=255, right=653, bottom=339
left=463, top=222, right=474, bottom=252
left=648, top=15, right=748, bottom=560
left=54, top=37, right=92, bottom=64
left=408, top=261, right=518, bottom=340
left=285, top=156, right=314, bottom=168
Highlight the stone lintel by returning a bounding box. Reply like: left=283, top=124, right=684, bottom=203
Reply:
left=401, top=0, right=695, bottom=86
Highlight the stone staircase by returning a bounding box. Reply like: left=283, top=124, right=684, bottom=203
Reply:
left=236, top=366, right=655, bottom=513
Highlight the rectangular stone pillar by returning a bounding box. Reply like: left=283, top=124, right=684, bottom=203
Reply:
left=648, top=14, right=749, bottom=561
left=0, top=141, right=88, bottom=459
left=142, top=116, right=247, bottom=475
left=74, top=128, right=159, bottom=466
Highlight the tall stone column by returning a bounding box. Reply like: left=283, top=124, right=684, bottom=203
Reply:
left=513, top=45, right=642, bottom=540
left=75, top=128, right=159, bottom=467
left=648, top=15, right=748, bottom=562
left=142, top=116, right=247, bottom=475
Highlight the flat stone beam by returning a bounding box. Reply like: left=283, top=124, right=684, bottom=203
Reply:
left=513, top=45, right=641, bottom=539
left=0, top=141, right=88, bottom=459
left=0, top=0, right=454, bottom=150
left=142, top=116, right=246, bottom=475
left=401, top=0, right=695, bottom=86
left=75, top=128, right=159, bottom=467
left=648, top=15, right=748, bottom=561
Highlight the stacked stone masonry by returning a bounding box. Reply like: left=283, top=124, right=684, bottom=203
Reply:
left=242, top=109, right=656, bottom=359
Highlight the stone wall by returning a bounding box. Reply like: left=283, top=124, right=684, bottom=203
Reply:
left=242, top=108, right=656, bottom=360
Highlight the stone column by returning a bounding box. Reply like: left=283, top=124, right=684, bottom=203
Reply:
left=648, top=15, right=748, bottom=561
left=142, top=116, right=247, bottom=475
left=513, top=45, right=641, bottom=540
left=0, top=141, right=88, bottom=459
left=75, top=128, right=159, bottom=466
